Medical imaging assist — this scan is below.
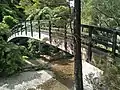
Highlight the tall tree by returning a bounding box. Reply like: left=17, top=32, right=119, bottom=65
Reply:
left=82, top=0, right=120, bottom=28
left=81, top=0, right=93, bottom=24
left=0, top=0, right=25, bottom=22
left=74, top=0, right=83, bottom=89
left=18, top=0, right=68, bottom=20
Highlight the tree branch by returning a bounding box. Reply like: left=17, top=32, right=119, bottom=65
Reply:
left=94, top=7, right=120, bottom=26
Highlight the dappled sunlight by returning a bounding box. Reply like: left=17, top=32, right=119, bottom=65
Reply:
left=0, top=70, right=53, bottom=90
left=24, top=60, right=36, bottom=66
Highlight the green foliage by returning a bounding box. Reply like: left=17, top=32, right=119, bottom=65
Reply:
left=30, top=7, right=53, bottom=20
left=0, top=41, right=25, bottom=76
left=3, top=16, right=18, bottom=28
left=27, top=39, right=58, bottom=57
left=82, top=0, right=93, bottom=24
left=27, top=39, right=73, bottom=60
left=102, top=62, right=120, bottom=90
left=0, top=22, right=25, bottom=76
left=27, top=39, right=58, bottom=56
left=0, top=23, right=10, bottom=41
left=92, top=56, right=120, bottom=90
left=27, top=39, right=40, bottom=58
left=18, top=0, right=69, bottom=27
left=0, top=0, right=25, bottom=22
left=82, top=0, right=120, bottom=28
left=0, top=0, right=26, bottom=76
left=52, top=6, right=69, bottom=27
left=37, top=0, right=67, bottom=8
left=92, top=0, right=120, bottom=28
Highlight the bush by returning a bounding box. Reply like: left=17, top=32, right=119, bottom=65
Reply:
left=101, top=59, right=120, bottom=90
left=0, top=23, right=10, bottom=41
left=27, top=39, right=73, bottom=59
left=3, top=16, right=18, bottom=29
left=52, top=6, right=69, bottom=28
left=27, top=39, right=60, bottom=57
left=27, top=39, right=40, bottom=58
left=92, top=56, right=120, bottom=90
left=0, top=40, right=25, bottom=76
left=0, top=23, right=25, bottom=76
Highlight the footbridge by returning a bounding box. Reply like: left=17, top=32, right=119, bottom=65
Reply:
left=8, top=20, right=120, bottom=61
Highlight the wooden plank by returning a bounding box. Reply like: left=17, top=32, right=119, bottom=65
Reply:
left=92, top=38, right=112, bottom=47
left=81, top=24, right=114, bottom=33
left=92, top=34, right=112, bottom=42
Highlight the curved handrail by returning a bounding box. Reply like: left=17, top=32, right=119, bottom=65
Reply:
left=9, top=19, right=120, bottom=60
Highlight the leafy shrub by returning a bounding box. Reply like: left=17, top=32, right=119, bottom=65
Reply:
left=27, top=39, right=73, bottom=59
left=52, top=6, right=69, bottom=28
left=0, top=41, right=25, bottom=76
left=27, top=39, right=60, bottom=57
left=27, top=39, right=40, bottom=58
left=92, top=56, right=120, bottom=90
left=3, top=16, right=18, bottom=28
left=0, top=23, right=25, bottom=76
left=0, top=23, right=10, bottom=41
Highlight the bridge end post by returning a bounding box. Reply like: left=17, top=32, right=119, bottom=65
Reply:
left=74, top=0, right=83, bottom=89
left=87, top=27, right=93, bottom=63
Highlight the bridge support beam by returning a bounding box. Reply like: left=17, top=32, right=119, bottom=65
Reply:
left=74, top=0, right=83, bottom=90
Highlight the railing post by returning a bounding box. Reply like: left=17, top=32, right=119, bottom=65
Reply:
left=17, top=25, right=19, bottom=35
left=106, top=32, right=109, bottom=49
left=15, top=29, right=16, bottom=36
left=38, top=20, right=41, bottom=39
left=38, top=20, right=41, bottom=53
left=112, top=30, right=117, bottom=58
left=81, top=25, right=84, bottom=32
left=30, top=20, right=33, bottom=37
left=64, top=25, right=67, bottom=51
left=25, top=20, right=27, bottom=35
left=87, top=27, right=93, bottom=62
left=11, top=29, right=13, bottom=35
left=70, top=33, right=74, bottom=54
left=74, top=0, right=83, bottom=88
left=20, top=22, right=22, bottom=35
left=49, top=21, right=52, bottom=44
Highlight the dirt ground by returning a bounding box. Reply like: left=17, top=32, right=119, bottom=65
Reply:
left=50, top=58, right=74, bottom=89
left=25, top=56, right=75, bottom=89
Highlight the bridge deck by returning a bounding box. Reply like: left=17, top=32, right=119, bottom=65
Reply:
left=9, top=20, right=120, bottom=60
left=8, top=30, right=74, bottom=54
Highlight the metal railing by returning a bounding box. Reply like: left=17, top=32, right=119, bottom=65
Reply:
left=10, top=20, right=120, bottom=61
